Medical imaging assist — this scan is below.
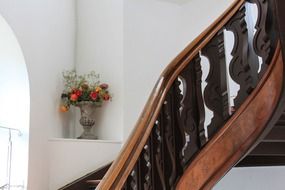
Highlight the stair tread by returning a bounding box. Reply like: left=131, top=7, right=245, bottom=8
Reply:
left=249, top=142, right=285, bottom=156
left=86, top=179, right=101, bottom=185
left=264, top=125, right=285, bottom=141
left=238, top=155, right=285, bottom=167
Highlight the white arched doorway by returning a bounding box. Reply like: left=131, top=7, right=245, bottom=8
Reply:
left=0, top=14, right=30, bottom=190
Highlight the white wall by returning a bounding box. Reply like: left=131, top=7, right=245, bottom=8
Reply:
left=49, top=139, right=121, bottom=189
left=123, top=0, right=235, bottom=139
left=0, top=1, right=124, bottom=188
left=0, top=0, right=76, bottom=189
left=215, top=167, right=285, bottom=190
left=75, top=0, right=124, bottom=141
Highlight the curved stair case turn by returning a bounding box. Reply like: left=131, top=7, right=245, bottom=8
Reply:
left=95, top=0, right=285, bottom=189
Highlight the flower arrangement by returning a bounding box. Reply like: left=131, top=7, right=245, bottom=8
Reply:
left=60, top=70, right=111, bottom=112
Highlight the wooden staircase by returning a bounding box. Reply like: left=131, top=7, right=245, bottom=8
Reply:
left=238, top=112, right=285, bottom=167
left=58, top=164, right=111, bottom=190
left=60, top=0, right=285, bottom=189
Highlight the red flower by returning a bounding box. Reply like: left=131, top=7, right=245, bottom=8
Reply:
left=100, top=83, right=108, bottom=89
left=70, top=94, right=78, bottom=101
left=103, top=94, right=110, bottom=101
left=74, top=89, right=82, bottom=97
left=90, top=91, right=98, bottom=100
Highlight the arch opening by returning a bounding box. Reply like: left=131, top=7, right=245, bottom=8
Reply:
left=0, top=14, right=30, bottom=190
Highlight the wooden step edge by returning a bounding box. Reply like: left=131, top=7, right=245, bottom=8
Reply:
left=237, top=156, right=285, bottom=167
left=86, top=180, right=101, bottom=185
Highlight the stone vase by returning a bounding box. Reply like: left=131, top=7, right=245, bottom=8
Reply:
left=77, top=101, right=100, bottom=139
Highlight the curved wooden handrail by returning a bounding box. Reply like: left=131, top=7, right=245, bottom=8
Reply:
left=177, top=42, right=283, bottom=190
left=97, top=0, right=245, bottom=189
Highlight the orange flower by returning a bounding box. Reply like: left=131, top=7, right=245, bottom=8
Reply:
left=60, top=105, right=69, bottom=112
left=95, top=87, right=102, bottom=93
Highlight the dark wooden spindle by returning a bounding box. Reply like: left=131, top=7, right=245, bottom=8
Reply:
left=194, top=56, right=207, bottom=146
left=153, top=119, right=167, bottom=190
left=162, top=94, right=177, bottom=189
left=172, top=78, right=187, bottom=174
left=245, top=3, right=260, bottom=87
left=225, top=5, right=255, bottom=109
left=178, top=54, right=206, bottom=168
left=201, top=30, right=230, bottom=138
left=125, top=165, right=139, bottom=190
left=136, top=139, right=152, bottom=190
left=247, top=0, right=271, bottom=77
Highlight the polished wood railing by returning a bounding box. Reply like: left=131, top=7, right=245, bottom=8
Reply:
left=177, top=42, right=283, bottom=190
left=97, top=0, right=283, bottom=189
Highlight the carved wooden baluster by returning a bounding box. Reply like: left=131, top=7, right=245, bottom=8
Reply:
left=265, top=0, right=277, bottom=57
left=142, top=141, right=152, bottom=190
left=131, top=167, right=139, bottom=190
left=194, top=56, right=207, bottom=146
left=179, top=54, right=206, bottom=168
left=171, top=78, right=187, bottom=172
left=161, top=83, right=189, bottom=189
left=245, top=3, right=260, bottom=87
left=162, top=93, right=177, bottom=189
left=125, top=164, right=139, bottom=190
left=129, top=135, right=153, bottom=190
left=153, top=118, right=167, bottom=190
left=122, top=79, right=187, bottom=189
left=247, top=0, right=271, bottom=77
left=201, top=30, right=230, bottom=138
left=225, top=5, right=255, bottom=109
left=124, top=122, right=162, bottom=190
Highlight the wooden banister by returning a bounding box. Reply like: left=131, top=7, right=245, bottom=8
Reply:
left=176, top=42, right=283, bottom=190
left=97, top=0, right=283, bottom=189
left=97, top=1, right=244, bottom=189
